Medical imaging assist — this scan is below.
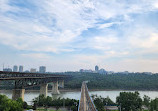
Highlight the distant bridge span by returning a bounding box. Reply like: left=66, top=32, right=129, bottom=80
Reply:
left=0, top=71, right=71, bottom=100
left=0, top=71, right=69, bottom=80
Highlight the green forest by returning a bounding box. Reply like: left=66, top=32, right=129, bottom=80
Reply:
left=64, top=72, right=158, bottom=90
left=1, top=72, right=158, bottom=91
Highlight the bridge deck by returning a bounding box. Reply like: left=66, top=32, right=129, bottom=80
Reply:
left=78, top=82, right=97, bottom=111
left=0, top=71, right=70, bottom=80
left=0, top=71, right=70, bottom=88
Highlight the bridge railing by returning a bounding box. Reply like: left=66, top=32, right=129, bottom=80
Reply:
left=78, top=83, right=84, bottom=111
left=85, top=83, right=97, bottom=111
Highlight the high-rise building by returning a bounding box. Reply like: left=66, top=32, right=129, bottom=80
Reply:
left=19, top=65, right=23, bottom=72
left=3, top=68, right=12, bottom=72
left=24, top=70, right=30, bottom=73
left=80, top=69, right=84, bottom=72
left=95, top=65, right=99, bottom=71
left=30, top=68, right=36, bottom=73
left=39, top=66, right=46, bottom=73
left=98, top=68, right=107, bottom=74
left=13, top=65, right=18, bottom=72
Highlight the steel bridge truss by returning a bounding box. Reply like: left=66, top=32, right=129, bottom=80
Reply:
left=0, top=71, right=69, bottom=89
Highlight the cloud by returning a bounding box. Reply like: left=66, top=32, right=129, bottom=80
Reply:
left=1, top=0, right=158, bottom=72
left=117, top=58, right=158, bottom=73
left=152, top=1, right=158, bottom=8
left=98, top=22, right=122, bottom=29
left=21, top=53, right=51, bottom=60
left=130, top=33, right=158, bottom=49
left=0, top=0, right=158, bottom=52
left=0, top=0, right=97, bottom=53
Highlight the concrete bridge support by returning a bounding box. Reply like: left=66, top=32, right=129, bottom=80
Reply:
left=12, top=89, right=25, bottom=101
left=40, top=84, right=48, bottom=97
left=52, top=80, right=60, bottom=94
left=59, top=80, right=64, bottom=88
left=61, top=80, right=64, bottom=88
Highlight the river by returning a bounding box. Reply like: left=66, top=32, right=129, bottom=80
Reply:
left=0, top=90, right=158, bottom=105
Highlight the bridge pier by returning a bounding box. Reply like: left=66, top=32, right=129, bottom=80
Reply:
left=61, top=80, right=64, bottom=88
left=52, top=81, right=60, bottom=94
left=40, top=84, right=48, bottom=97
left=59, top=80, right=64, bottom=88
left=12, top=89, right=25, bottom=101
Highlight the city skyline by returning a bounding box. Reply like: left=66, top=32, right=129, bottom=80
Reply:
left=1, top=1, right=158, bottom=73
left=2, top=64, right=47, bottom=73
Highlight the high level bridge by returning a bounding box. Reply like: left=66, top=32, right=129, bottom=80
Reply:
left=78, top=82, right=97, bottom=111
left=0, top=71, right=71, bottom=101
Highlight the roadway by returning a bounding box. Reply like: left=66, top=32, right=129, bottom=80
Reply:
left=78, top=82, right=97, bottom=111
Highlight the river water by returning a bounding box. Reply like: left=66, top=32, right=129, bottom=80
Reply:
left=0, top=90, right=158, bottom=105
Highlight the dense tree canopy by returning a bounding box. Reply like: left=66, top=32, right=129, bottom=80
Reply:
left=33, top=94, right=79, bottom=111
left=0, top=95, right=23, bottom=111
left=150, top=98, right=158, bottom=111
left=116, top=91, right=142, bottom=111
left=64, top=72, right=158, bottom=90
left=1, top=72, right=158, bottom=91
left=143, top=95, right=151, bottom=108
left=92, top=95, right=116, bottom=111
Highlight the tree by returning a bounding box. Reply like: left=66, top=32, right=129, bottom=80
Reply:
left=116, top=91, right=142, bottom=111
left=45, top=96, right=52, bottom=106
left=71, top=105, right=78, bottom=111
left=92, top=95, right=115, bottom=111
left=0, top=95, right=11, bottom=111
left=103, top=96, right=115, bottom=106
left=65, top=72, right=158, bottom=90
left=9, top=100, right=23, bottom=111
left=33, top=94, right=46, bottom=106
left=93, top=96, right=105, bottom=111
left=0, top=94, right=23, bottom=111
left=143, top=95, right=150, bottom=108
left=23, top=101, right=28, bottom=109
left=16, top=98, right=23, bottom=108
left=53, top=98, right=62, bottom=111
left=150, top=98, right=158, bottom=111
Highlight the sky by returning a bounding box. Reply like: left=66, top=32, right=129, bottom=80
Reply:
left=0, top=0, right=158, bottom=72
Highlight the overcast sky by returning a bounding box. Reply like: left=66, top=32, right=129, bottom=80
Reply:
left=0, top=0, right=158, bottom=72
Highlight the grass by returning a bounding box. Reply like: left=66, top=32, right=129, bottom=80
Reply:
left=36, top=108, right=65, bottom=111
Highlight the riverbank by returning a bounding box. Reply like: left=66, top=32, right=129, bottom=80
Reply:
left=1, top=88, right=158, bottom=92
left=1, top=90, right=158, bottom=105
left=60, top=88, right=158, bottom=92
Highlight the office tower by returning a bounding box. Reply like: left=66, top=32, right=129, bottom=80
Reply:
left=30, top=68, right=36, bottom=73
left=24, top=70, right=29, bottom=73
left=98, top=68, right=107, bottom=74
left=3, top=68, right=12, bottom=72
left=95, top=65, right=99, bottom=71
left=19, top=65, right=23, bottom=72
left=39, top=66, right=46, bottom=73
left=13, top=65, right=18, bottom=72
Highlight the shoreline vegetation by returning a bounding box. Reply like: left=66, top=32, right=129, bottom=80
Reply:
left=64, top=72, right=158, bottom=91
left=1, top=72, right=158, bottom=91
left=59, top=88, right=158, bottom=92
left=1, top=91, right=157, bottom=111
left=0, top=89, right=158, bottom=92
